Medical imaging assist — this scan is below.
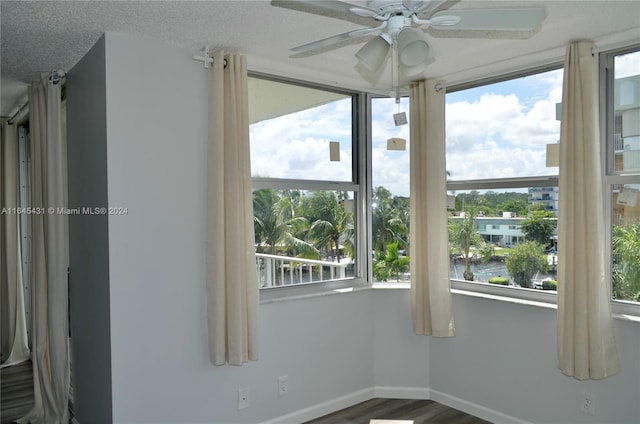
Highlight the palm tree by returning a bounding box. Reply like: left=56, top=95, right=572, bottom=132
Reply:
left=253, top=189, right=318, bottom=258
left=372, top=187, right=408, bottom=253
left=449, top=211, right=483, bottom=281
left=302, top=191, right=354, bottom=261
left=612, top=223, right=640, bottom=301
left=373, top=242, right=410, bottom=282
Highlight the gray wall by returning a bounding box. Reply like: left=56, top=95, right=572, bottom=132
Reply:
left=66, top=34, right=112, bottom=423
left=67, top=32, right=640, bottom=424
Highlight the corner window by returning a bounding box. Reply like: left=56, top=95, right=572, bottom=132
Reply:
left=371, top=68, right=563, bottom=292
left=249, top=77, right=362, bottom=290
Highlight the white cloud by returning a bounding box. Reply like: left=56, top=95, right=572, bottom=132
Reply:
left=444, top=69, right=563, bottom=183
left=249, top=69, right=565, bottom=197
left=250, top=99, right=353, bottom=181
left=615, top=50, right=640, bottom=78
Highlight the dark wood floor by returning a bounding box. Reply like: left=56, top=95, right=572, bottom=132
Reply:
left=304, top=398, right=491, bottom=424
left=0, top=360, right=34, bottom=424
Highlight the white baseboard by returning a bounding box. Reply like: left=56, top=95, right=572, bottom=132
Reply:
left=261, top=387, right=374, bottom=424
left=262, top=386, right=527, bottom=424
left=373, top=386, right=431, bottom=400
left=429, top=389, right=532, bottom=424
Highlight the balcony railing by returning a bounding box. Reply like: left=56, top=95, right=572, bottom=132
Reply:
left=256, top=253, right=351, bottom=288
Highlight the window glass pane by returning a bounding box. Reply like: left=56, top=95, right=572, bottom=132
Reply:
left=613, top=51, right=640, bottom=174
left=610, top=49, right=640, bottom=303
left=371, top=98, right=411, bottom=282
left=611, top=184, right=640, bottom=302
left=249, top=77, right=360, bottom=290
left=371, top=97, right=410, bottom=196
left=449, top=189, right=558, bottom=289
left=253, top=189, right=356, bottom=288
left=446, top=69, right=563, bottom=181
left=249, top=78, right=353, bottom=182
left=371, top=70, right=562, bottom=287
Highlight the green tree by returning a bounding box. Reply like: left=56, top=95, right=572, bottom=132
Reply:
left=253, top=189, right=318, bottom=257
left=373, top=242, right=410, bottom=282
left=302, top=191, right=354, bottom=261
left=449, top=212, right=483, bottom=281
left=612, top=223, right=640, bottom=301
left=391, top=195, right=410, bottom=238
left=520, top=210, right=557, bottom=247
left=505, top=241, right=549, bottom=288
left=372, top=187, right=408, bottom=253
left=497, top=199, right=529, bottom=216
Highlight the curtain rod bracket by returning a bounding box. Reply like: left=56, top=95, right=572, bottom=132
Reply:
left=49, top=69, right=65, bottom=85
left=192, top=47, right=227, bottom=69
left=192, top=46, right=214, bottom=68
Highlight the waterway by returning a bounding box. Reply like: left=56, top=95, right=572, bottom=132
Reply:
left=450, top=259, right=556, bottom=284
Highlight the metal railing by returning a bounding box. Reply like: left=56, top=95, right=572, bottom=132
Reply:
left=256, top=253, right=351, bottom=288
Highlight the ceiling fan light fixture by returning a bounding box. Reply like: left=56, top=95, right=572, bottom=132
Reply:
left=355, top=33, right=392, bottom=73
left=397, top=27, right=430, bottom=67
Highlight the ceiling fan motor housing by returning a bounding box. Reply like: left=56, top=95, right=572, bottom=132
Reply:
left=387, top=15, right=413, bottom=38
left=368, top=1, right=418, bottom=17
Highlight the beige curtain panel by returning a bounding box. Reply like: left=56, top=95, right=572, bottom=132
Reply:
left=18, top=75, right=70, bottom=424
left=557, top=40, right=620, bottom=380
left=206, top=50, right=259, bottom=366
left=409, top=80, right=455, bottom=337
left=1, top=122, right=30, bottom=369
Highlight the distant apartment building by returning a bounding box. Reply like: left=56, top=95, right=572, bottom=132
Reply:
left=528, top=187, right=558, bottom=216
left=451, top=212, right=558, bottom=247
left=613, top=74, right=640, bottom=227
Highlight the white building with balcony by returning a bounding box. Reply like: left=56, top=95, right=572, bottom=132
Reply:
left=451, top=212, right=558, bottom=247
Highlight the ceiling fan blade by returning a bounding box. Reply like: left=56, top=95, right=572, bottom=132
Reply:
left=290, top=35, right=376, bottom=59
left=271, top=0, right=379, bottom=27
left=429, top=15, right=461, bottom=26
left=434, top=8, right=545, bottom=31
left=290, top=29, right=373, bottom=56
left=426, top=7, right=545, bottom=39
left=416, top=0, right=461, bottom=17
left=350, top=7, right=378, bottom=18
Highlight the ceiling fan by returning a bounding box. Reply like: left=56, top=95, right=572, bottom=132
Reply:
left=271, top=0, right=546, bottom=77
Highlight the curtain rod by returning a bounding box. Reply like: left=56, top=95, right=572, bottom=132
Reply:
left=6, top=69, right=66, bottom=124
left=7, top=95, right=29, bottom=124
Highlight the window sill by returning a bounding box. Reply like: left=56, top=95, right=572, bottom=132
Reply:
left=259, top=278, right=370, bottom=304
left=371, top=280, right=640, bottom=323
left=258, top=280, right=640, bottom=323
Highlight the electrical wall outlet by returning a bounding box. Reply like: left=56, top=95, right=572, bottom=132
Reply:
left=238, top=388, right=249, bottom=410
left=580, top=392, right=595, bottom=416
left=277, top=375, right=289, bottom=396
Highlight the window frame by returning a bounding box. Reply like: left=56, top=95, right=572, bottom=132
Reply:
left=443, top=65, right=563, bottom=296
left=248, top=73, right=370, bottom=301
left=601, top=44, right=640, bottom=316
left=250, top=45, right=640, bottom=317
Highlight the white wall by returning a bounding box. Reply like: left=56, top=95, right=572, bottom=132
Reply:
left=429, top=294, right=640, bottom=423
left=372, top=289, right=430, bottom=394
left=101, top=33, right=375, bottom=423
left=68, top=32, right=640, bottom=424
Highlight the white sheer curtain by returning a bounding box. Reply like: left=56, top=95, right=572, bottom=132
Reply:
left=557, top=40, right=620, bottom=380
left=1, top=122, right=30, bottom=368
left=409, top=80, right=455, bottom=337
left=18, top=75, right=70, bottom=423
left=206, top=50, right=259, bottom=366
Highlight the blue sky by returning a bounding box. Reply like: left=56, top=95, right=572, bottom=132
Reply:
left=250, top=51, right=639, bottom=198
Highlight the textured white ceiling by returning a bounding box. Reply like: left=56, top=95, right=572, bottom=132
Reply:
left=2, top=0, right=639, bottom=117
